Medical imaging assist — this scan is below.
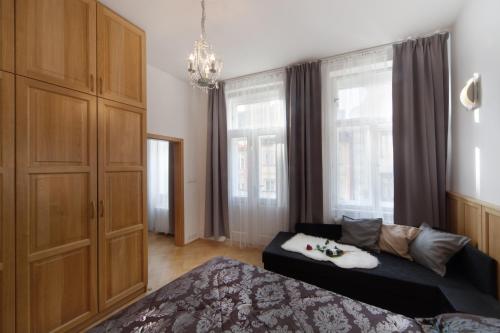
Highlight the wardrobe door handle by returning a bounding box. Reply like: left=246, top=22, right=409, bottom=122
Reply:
left=99, top=200, right=104, bottom=218
left=90, top=201, right=96, bottom=219
left=90, top=74, right=94, bottom=92
left=99, top=77, right=103, bottom=95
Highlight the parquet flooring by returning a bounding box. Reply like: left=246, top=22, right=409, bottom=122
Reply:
left=147, top=233, right=263, bottom=293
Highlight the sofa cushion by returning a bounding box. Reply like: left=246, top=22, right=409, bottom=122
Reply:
left=378, top=224, right=420, bottom=260
left=339, top=216, right=382, bottom=252
left=410, top=223, right=470, bottom=276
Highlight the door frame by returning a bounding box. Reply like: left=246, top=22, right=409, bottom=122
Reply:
left=147, top=133, right=185, bottom=246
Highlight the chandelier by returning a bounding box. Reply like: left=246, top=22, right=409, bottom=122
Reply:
left=187, top=0, right=222, bottom=90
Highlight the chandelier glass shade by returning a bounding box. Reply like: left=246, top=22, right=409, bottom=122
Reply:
left=187, top=0, right=222, bottom=90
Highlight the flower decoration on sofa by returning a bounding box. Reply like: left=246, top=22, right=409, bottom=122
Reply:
left=306, top=240, right=344, bottom=257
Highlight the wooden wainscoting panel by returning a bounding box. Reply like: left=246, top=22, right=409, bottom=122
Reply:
left=448, top=191, right=500, bottom=298
left=463, top=201, right=483, bottom=249
left=447, top=192, right=484, bottom=249
left=97, top=3, right=146, bottom=108
left=447, top=193, right=464, bottom=235
left=483, top=206, right=500, bottom=299
left=16, top=0, right=97, bottom=94
left=0, top=71, right=15, bottom=333
left=16, top=77, right=98, bottom=332
left=98, top=98, right=147, bottom=310
left=0, top=0, right=14, bottom=72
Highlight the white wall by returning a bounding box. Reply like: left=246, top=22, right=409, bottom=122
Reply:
left=147, top=64, right=208, bottom=243
left=450, top=0, right=500, bottom=205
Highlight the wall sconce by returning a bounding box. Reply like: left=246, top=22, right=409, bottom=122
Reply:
left=460, top=73, right=480, bottom=111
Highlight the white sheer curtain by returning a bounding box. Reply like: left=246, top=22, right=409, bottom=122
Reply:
left=147, top=139, right=172, bottom=234
left=322, top=46, right=394, bottom=224
left=225, top=71, right=289, bottom=247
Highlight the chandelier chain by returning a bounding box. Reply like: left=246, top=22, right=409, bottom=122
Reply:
left=201, top=0, right=206, bottom=39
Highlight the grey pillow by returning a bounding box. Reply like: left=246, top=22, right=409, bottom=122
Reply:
left=339, top=216, right=382, bottom=252
left=409, top=223, right=470, bottom=276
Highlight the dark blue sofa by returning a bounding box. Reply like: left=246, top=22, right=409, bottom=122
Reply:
left=262, top=223, right=500, bottom=318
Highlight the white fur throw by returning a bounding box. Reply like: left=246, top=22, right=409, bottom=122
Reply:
left=281, top=233, right=379, bottom=269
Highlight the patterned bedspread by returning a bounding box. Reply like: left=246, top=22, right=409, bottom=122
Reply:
left=89, top=257, right=499, bottom=333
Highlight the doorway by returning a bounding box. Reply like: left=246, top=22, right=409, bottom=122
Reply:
left=147, top=133, right=184, bottom=245
left=147, top=134, right=184, bottom=291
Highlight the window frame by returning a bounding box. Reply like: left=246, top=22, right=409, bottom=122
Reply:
left=227, top=90, right=286, bottom=206
left=325, top=58, right=394, bottom=222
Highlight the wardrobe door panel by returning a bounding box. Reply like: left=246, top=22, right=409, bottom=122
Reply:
left=0, top=0, right=14, bottom=72
left=106, top=172, right=143, bottom=232
left=106, top=107, right=142, bottom=165
left=30, top=248, right=91, bottom=333
left=30, top=174, right=90, bottom=252
left=0, top=71, right=15, bottom=333
left=98, top=98, right=147, bottom=310
left=97, top=3, right=146, bottom=108
left=16, top=0, right=97, bottom=94
left=16, top=77, right=98, bottom=333
left=105, top=231, right=143, bottom=300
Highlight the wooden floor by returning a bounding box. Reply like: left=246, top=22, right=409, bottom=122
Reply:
left=147, top=232, right=263, bottom=293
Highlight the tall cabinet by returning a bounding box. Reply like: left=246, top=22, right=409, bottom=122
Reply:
left=12, top=1, right=148, bottom=332
left=96, top=3, right=147, bottom=313
left=1, top=0, right=15, bottom=330
left=1, top=70, right=15, bottom=333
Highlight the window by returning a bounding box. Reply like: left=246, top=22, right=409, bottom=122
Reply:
left=225, top=71, right=289, bottom=247
left=322, top=46, right=394, bottom=223
left=227, top=81, right=286, bottom=202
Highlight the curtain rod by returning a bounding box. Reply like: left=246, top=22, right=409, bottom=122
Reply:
left=223, top=30, right=449, bottom=83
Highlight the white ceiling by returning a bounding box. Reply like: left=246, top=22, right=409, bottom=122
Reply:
left=100, top=0, right=465, bottom=81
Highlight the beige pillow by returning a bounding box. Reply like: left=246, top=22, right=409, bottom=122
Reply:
left=378, top=224, right=420, bottom=260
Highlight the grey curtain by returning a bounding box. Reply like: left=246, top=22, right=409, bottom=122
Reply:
left=392, top=33, right=450, bottom=229
left=286, top=61, right=323, bottom=229
left=205, top=83, right=229, bottom=238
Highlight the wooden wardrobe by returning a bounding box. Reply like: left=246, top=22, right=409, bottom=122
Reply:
left=1, top=0, right=16, bottom=331
left=1, top=69, right=16, bottom=333
left=3, top=0, right=148, bottom=331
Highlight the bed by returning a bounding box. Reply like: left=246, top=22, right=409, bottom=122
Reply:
left=89, top=257, right=500, bottom=333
